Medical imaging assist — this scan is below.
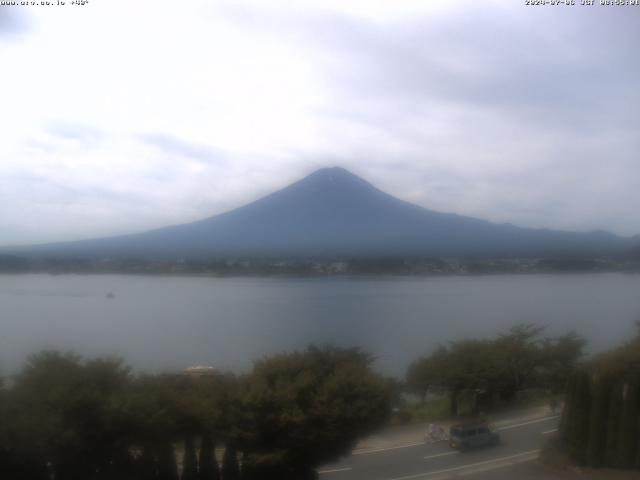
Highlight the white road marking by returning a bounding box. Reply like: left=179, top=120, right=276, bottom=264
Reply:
left=318, top=467, right=353, bottom=475
left=352, top=442, right=425, bottom=455
left=495, top=415, right=559, bottom=431
left=345, top=414, right=557, bottom=462
left=457, top=452, right=538, bottom=476
left=456, top=461, right=513, bottom=476
left=542, top=428, right=558, bottom=435
left=353, top=416, right=557, bottom=456
left=424, top=451, right=459, bottom=460
left=387, top=450, right=540, bottom=480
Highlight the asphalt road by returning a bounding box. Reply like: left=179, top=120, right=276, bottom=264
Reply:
left=318, top=416, right=559, bottom=480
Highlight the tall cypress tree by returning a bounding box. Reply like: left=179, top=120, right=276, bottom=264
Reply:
left=134, top=447, right=157, bottom=480
left=568, top=371, right=591, bottom=465
left=605, top=384, right=624, bottom=467
left=559, top=373, right=577, bottom=441
left=222, top=445, right=240, bottom=480
left=586, top=377, right=611, bottom=468
left=617, top=383, right=639, bottom=469
left=635, top=416, right=640, bottom=471
left=199, top=433, right=220, bottom=480
left=1, top=454, right=49, bottom=480
left=182, top=437, right=198, bottom=480
left=157, top=443, right=179, bottom=480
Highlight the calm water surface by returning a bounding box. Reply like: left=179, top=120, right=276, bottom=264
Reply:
left=1, top=273, right=639, bottom=376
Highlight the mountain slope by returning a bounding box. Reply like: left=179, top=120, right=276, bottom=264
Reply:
left=4, top=167, right=635, bottom=258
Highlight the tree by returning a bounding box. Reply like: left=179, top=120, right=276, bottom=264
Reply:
left=221, top=445, right=240, bottom=480
left=493, top=324, right=545, bottom=401
left=0, top=376, right=48, bottom=480
left=635, top=425, right=640, bottom=470
left=133, top=447, right=157, bottom=480
left=237, top=346, right=391, bottom=478
left=538, top=324, right=639, bottom=471
left=559, top=373, right=577, bottom=441
left=405, top=346, right=449, bottom=402
left=567, top=371, right=591, bottom=465
left=240, top=450, right=298, bottom=480
left=605, top=384, right=624, bottom=467
left=182, top=436, right=198, bottom=480
left=9, top=351, right=133, bottom=480
left=156, top=442, right=179, bottom=480
left=586, top=376, right=611, bottom=468
left=126, top=374, right=182, bottom=475
left=539, top=332, right=586, bottom=394
left=407, top=325, right=584, bottom=417
left=199, top=433, right=220, bottom=480
left=442, top=339, right=502, bottom=415
left=0, top=346, right=391, bottom=479
left=617, top=383, right=639, bottom=469
left=591, top=323, right=640, bottom=469
left=592, top=322, right=640, bottom=382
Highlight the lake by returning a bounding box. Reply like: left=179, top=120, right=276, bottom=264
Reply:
left=1, top=273, right=639, bottom=377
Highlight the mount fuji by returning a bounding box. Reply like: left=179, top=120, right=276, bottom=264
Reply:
left=4, top=167, right=634, bottom=258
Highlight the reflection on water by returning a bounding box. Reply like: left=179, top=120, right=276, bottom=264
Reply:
left=1, top=273, right=639, bottom=376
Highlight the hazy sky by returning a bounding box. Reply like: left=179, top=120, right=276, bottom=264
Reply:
left=1, top=0, right=639, bottom=246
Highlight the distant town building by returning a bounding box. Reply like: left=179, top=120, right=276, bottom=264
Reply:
left=183, top=365, right=218, bottom=377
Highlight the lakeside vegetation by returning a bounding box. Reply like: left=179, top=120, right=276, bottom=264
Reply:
left=554, top=323, right=640, bottom=471
left=2, top=323, right=639, bottom=478
left=404, top=323, right=640, bottom=474
left=0, top=346, right=391, bottom=480
left=405, top=325, right=584, bottom=418
left=2, top=254, right=640, bottom=276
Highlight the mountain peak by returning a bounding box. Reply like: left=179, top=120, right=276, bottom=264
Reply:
left=295, top=167, right=377, bottom=193
left=309, top=166, right=353, bottom=176
left=305, top=166, right=359, bottom=181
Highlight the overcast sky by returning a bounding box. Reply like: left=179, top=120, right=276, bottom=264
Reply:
left=1, top=0, right=639, bottom=246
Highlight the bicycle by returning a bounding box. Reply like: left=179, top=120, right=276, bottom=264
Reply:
left=424, top=425, right=449, bottom=443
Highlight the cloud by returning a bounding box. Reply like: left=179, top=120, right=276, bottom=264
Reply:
left=220, top=2, right=640, bottom=234
left=139, top=133, right=227, bottom=166
left=0, top=7, right=29, bottom=38
left=46, top=122, right=105, bottom=145
left=226, top=2, right=639, bottom=128
left=1, top=0, right=640, bottom=244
